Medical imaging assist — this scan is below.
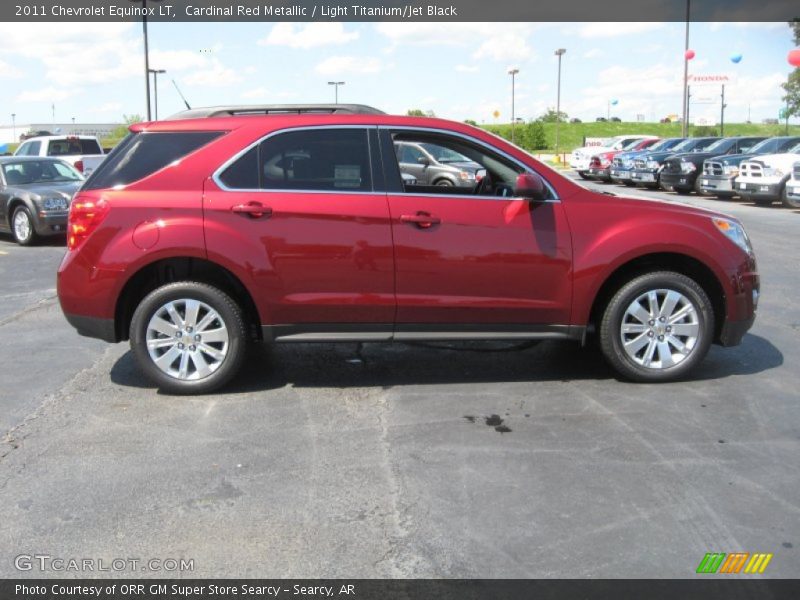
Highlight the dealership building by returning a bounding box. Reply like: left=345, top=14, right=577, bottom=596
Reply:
left=0, top=122, right=121, bottom=146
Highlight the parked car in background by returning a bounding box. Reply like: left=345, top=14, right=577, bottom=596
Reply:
left=587, top=138, right=660, bottom=182
left=14, top=135, right=107, bottom=176
left=395, top=140, right=483, bottom=188
left=735, top=142, right=800, bottom=207
left=630, top=137, right=721, bottom=189
left=570, top=135, right=658, bottom=179
left=610, top=138, right=685, bottom=186
left=659, top=137, right=766, bottom=195
left=699, top=136, right=800, bottom=199
left=0, top=156, right=83, bottom=245
left=785, top=161, right=800, bottom=209
left=57, top=104, right=758, bottom=393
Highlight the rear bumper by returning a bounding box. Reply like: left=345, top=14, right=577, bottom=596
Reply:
left=63, top=312, right=117, bottom=343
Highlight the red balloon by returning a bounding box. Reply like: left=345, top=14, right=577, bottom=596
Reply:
left=789, top=48, right=800, bottom=67
left=685, top=49, right=696, bottom=60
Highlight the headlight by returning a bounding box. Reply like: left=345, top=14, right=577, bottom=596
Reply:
left=722, top=165, right=739, bottom=176
left=645, top=160, right=660, bottom=169
left=41, top=197, right=69, bottom=211
left=680, top=161, right=696, bottom=173
left=712, top=217, right=753, bottom=255
left=762, top=167, right=784, bottom=177
left=458, top=170, right=475, bottom=181
left=623, top=159, right=633, bottom=168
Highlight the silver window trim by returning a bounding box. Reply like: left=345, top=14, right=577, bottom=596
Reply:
left=211, top=125, right=382, bottom=195
left=212, top=124, right=560, bottom=202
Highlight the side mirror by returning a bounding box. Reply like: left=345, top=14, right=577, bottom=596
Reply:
left=514, top=172, right=547, bottom=202
left=417, top=156, right=431, bottom=166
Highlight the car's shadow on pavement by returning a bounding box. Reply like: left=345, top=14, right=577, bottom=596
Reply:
left=109, top=333, right=783, bottom=395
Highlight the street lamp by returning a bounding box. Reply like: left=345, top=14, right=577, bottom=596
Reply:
left=129, top=0, right=163, bottom=121
left=328, top=81, right=345, bottom=104
left=149, top=69, right=166, bottom=120
left=508, top=67, right=520, bottom=143
left=554, top=48, right=566, bottom=159
left=11, top=113, right=15, bottom=141
left=681, top=0, right=691, bottom=137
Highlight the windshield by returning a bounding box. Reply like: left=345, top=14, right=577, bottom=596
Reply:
left=704, top=138, right=734, bottom=153
left=622, top=139, right=646, bottom=151
left=420, top=143, right=471, bottom=163
left=648, top=138, right=679, bottom=152
left=669, top=139, right=696, bottom=153
left=788, top=142, right=800, bottom=154
left=2, top=160, right=83, bottom=184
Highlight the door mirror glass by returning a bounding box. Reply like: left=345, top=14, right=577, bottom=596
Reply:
left=514, top=172, right=546, bottom=202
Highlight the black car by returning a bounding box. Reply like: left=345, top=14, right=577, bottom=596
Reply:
left=0, top=157, right=83, bottom=245
left=660, top=137, right=766, bottom=195
left=395, top=141, right=483, bottom=188
left=699, top=136, right=800, bottom=198
left=630, top=137, right=721, bottom=189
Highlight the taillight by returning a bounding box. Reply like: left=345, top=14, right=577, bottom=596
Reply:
left=74, top=160, right=84, bottom=173
left=67, top=196, right=110, bottom=250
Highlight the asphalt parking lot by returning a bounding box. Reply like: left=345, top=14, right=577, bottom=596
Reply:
left=1, top=177, right=798, bottom=578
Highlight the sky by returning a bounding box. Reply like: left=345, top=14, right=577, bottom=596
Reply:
left=0, top=21, right=795, bottom=127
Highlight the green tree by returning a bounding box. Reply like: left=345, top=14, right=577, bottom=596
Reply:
left=518, top=121, right=548, bottom=151
left=538, top=108, right=568, bottom=123
left=783, top=21, right=800, bottom=118
left=110, top=114, right=143, bottom=139
left=407, top=109, right=435, bottom=117
left=464, top=119, right=478, bottom=126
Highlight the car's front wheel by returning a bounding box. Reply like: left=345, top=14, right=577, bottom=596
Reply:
left=599, top=272, right=714, bottom=382
left=12, top=206, right=38, bottom=246
left=130, top=282, right=248, bottom=394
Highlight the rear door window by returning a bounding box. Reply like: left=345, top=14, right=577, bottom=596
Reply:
left=83, top=131, right=222, bottom=190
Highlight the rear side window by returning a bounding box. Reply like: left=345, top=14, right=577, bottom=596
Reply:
left=83, top=131, right=222, bottom=190
left=47, top=138, right=102, bottom=156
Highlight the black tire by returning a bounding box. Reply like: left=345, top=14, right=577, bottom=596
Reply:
left=578, top=171, right=592, bottom=180
left=599, top=271, right=714, bottom=382
left=674, top=187, right=691, bottom=195
left=11, top=205, right=38, bottom=246
left=130, top=282, right=248, bottom=394
left=622, top=181, right=636, bottom=187
left=434, top=179, right=454, bottom=187
left=781, top=184, right=800, bottom=209
left=693, top=176, right=705, bottom=195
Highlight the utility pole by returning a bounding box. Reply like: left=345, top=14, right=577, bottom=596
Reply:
left=681, top=0, right=691, bottom=137
left=555, top=49, right=566, bottom=159
left=148, top=69, right=166, bottom=119
left=508, top=67, right=519, bottom=143
left=11, top=113, right=15, bottom=141
left=719, top=85, right=726, bottom=136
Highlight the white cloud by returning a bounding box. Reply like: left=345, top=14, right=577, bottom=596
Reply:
left=456, top=64, right=479, bottom=73
left=259, top=23, right=358, bottom=49
left=149, top=49, right=207, bottom=71
left=0, top=59, right=22, bottom=78
left=90, top=102, right=123, bottom=113
left=578, top=23, right=665, bottom=38
left=16, top=86, right=81, bottom=103
left=314, top=56, right=383, bottom=76
left=473, top=32, right=534, bottom=62
left=183, top=59, right=242, bottom=87
left=583, top=48, right=603, bottom=59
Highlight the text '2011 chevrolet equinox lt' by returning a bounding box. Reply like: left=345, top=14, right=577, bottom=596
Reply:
left=57, top=104, right=760, bottom=394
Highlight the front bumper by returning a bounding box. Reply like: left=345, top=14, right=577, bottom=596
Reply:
left=630, top=169, right=659, bottom=184
left=33, top=210, right=68, bottom=236
left=660, top=171, right=697, bottom=191
left=699, top=174, right=736, bottom=194
left=588, top=166, right=612, bottom=180
left=609, top=168, right=633, bottom=182
left=719, top=315, right=756, bottom=347
left=784, top=180, right=800, bottom=200
left=735, top=180, right=782, bottom=200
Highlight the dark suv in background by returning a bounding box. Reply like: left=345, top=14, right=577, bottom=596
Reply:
left=58, top=104, right=759, bottom=394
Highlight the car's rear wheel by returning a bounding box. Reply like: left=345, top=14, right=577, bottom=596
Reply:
left=599, top=271, right=714, bottom=382
left=578, top=171, right=591, bottom=180
left=130, top=282, right=248, bottom=394
left=12, top=206, right=38, bottom=246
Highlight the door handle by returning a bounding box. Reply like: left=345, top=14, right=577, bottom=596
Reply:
left=231, top=202, right=272, bottom=219
left=400, top=212, right=441, bottom=229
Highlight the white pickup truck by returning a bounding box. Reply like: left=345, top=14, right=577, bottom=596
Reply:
left=784, top=160, right=800, bottom=209
left=570, top=135, right=658, bottom=179
left=14, top=135, right=106, bottom=177
left=735, top=142, right=800, bottom=208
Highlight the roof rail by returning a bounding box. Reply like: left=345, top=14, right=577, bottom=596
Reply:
left=168, top=104, right=385, bottom=120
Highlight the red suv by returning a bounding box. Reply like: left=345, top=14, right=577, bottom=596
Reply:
left=57, top=104, right=759, bottom=394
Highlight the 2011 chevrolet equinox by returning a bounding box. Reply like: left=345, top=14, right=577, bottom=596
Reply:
left=57, top=104, right=760, bottom=394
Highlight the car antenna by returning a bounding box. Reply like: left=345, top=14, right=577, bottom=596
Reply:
left=171, top=79, right=192, bottom=110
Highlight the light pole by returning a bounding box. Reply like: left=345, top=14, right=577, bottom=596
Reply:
left=328, top=81, right=345, bottom=104
left=149, top=69, right=166, bottom=120
left=508, top=67, right=519, bottom=143
left=11, top=113, right=15, bottom=141
left=130, top=0, right=163, bottom=121
left=554, top=48, right=566, bottom=159
left=681, top=0, right=691, bottom=137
